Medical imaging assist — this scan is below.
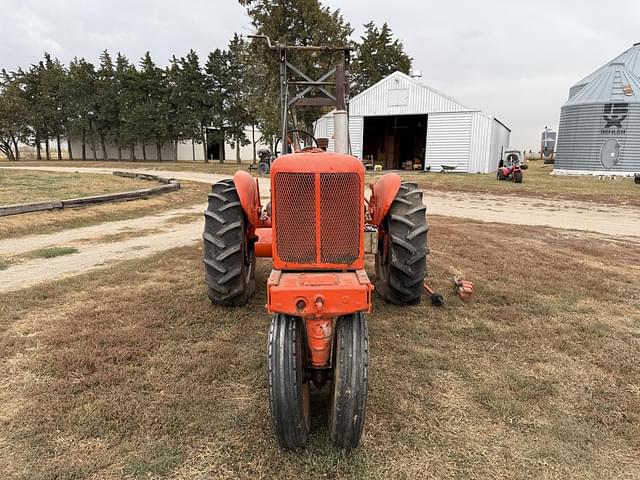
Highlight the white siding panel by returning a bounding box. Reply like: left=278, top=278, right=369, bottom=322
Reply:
left=490, top=119, right=511, bottom=170
left=314, top=116, right=331, bottom=139
left=351, top=72, right=468, bottom=116
left=468, top=112, right=493, bottom=173
left=425, top=112, right=473, bottom=172
left=348, top=116, right=363, bottom=158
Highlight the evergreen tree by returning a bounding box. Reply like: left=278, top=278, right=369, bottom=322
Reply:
left=94, top=50, right=119, bottom=160
left=226, top=34, right=252, bottom=163
left=114, top=53, right=138, bottom=160
left=239, top=0, right=352, bottom=142
left=66, top=58, right=97, bottom=160
left=351, top=21, right=412, bottom=95
left=133, top=52, right=170, bottom=160
left=0, top=71, right=30, bottom=161
left=39, top=54, right=68, bottom=160
left=205, top=48, right=228, bottom=163
left=172, top=50, right=209, bottom=161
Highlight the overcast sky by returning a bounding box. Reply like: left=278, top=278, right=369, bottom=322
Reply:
left=2, top=0, right=639, bottom=148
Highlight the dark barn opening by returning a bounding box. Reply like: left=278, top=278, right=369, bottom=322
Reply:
left=362, top=115, right=427, bottom=169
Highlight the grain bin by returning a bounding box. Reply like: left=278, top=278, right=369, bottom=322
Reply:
left=556, top=43, right=640, bottom=175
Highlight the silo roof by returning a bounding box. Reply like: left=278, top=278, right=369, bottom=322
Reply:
left=564, top=61, right=640, bottom=105
left=571, top=43, right=640, bottom=89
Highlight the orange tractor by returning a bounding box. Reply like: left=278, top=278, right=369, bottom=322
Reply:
left=202, top=39, right=428, bottom=449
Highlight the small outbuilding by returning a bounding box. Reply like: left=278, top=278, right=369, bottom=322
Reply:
left=314, top=70, right=511, bottom=173
left=556, top=43, right=640, bottom=175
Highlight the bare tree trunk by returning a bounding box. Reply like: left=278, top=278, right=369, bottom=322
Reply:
left=118, top=146, right=122, bottom=161
left=91, top=137, right=97, bottom=161
left=81, top=128, right=87, bottom=160
left=142, top=144, right=147, bottom=161
left=56, top=135, right=62, bottom=161
left=174, top=140, right=178, bottom=162
left=202, top=127, right=208, bottom=163
left=219, top=128, right=225, bottom=164
left=100, top=133, right=108, bottom=161
left=130, top=145, right=136, bottom=160
left=252, top=124, right=257, bottom=164
left=35, top=133, right=42, bottom=160
left=156, top=143, right=162, bottom=161
left=45, top=138, right=51, bottom=161
left=1, top=142, right=16, bottom=161
left=11, top=134, right=19, bottom=161
left=67, top=136, right=73, bottom=160
left=236, top=134, right=241, bottom=164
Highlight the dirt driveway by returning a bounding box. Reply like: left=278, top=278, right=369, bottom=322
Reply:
left=1, top=166, right=638, bottom=292
left=4, top=165, right=639, bottom=238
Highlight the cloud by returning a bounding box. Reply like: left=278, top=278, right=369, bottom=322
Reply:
left=2, top=0, right=639, bottom=148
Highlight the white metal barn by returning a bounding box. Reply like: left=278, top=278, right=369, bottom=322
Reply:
left=314, top=71, right=511, bottom=173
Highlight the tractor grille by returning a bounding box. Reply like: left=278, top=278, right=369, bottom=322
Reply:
left=273, top=172, right=361, bottom=266
left=273, top=172, right=316, bottom=263
left=320, top=173, right=361, bottom=264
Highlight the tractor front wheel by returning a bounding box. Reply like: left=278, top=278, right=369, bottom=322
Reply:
left=514, top=171, right=523, bottom=183
left=203, top=179, right=256, bottom=306
left=375, top=182, right=428, bottom=305
left=329, top=313, right=369, bottom=450
left=268, top=314, right=310, bottom=449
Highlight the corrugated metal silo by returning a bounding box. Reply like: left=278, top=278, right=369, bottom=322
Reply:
left=556, top=43, right=640, bottom=175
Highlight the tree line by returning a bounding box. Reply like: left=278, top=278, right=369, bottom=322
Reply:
left=0, top=0, right=412, bottom=163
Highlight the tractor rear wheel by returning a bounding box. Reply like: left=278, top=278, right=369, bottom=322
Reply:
left=375, top=182, right=428, bottom=305
left=514, top=171, right=523, bottom=183
left=268, top=314, right=310, bottom=449
left=329, top=313, right=369, bottom=450
left=203, top=179, right=255, bottom=306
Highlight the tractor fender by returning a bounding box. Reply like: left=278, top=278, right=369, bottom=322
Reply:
left=233, top=171, right=261, bottom=228
left=370, top=173, right=402, bottom=226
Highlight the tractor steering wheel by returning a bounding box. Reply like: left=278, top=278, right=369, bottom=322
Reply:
left=274, top=129, right=319, bottom=158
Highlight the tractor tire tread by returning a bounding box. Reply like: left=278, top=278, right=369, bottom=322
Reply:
left=375, top=182, right=428, bottom=305
left=329, top=313, right=368, bottom=450
left=268, top=314, right=309, bottom=449
left=203, top=179, right=255, bottom=306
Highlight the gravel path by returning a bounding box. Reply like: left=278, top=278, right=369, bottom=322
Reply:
left=1, top=165, right=638, bottom=292
left=3, top=165, right=639, bottom=238
left=1, top=220, right=202, bottom=292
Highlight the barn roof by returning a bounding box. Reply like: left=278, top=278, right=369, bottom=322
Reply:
left=347, top=71, right=472, bottom=116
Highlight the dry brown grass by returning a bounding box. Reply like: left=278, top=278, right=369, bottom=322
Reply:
left=1, top=217, right=639, bottom=479
left=0, top=181, right=208, bottom=240
left=0, top=169, right=151, bottom=204
left=372, top=160, right=640, bottom=207
left=8, top=159, right=640, bottom=207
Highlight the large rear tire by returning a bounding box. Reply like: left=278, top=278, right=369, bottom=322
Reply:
left=268, top=314, right=310, bottom=449
left=203, top=179, right=255, bottom=306
left=375, top=182, right=428, bottom=305
left=329, top=313, right=369, bottom=450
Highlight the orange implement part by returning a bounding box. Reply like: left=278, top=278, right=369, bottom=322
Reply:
left=233, top=170, right=261, bottom=228
left=255, top=227, right=272, bottom=257
left=266, top=269, right=372, bottom=319
left=454, top=277, right=474, bottom=301
left=267, top=269, right=372, bottom=368
left=305, top=318, right=334, bottom=368
left=370, top=172, right=402, bottom=226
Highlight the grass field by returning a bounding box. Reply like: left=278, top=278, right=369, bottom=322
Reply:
left=1, top=216, right=638, bottom=479
left=0, top=179, right=208, bottom=240
left=0, top=169, right=152, bottom=205
left=6, top=159, right=639, bottom=206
